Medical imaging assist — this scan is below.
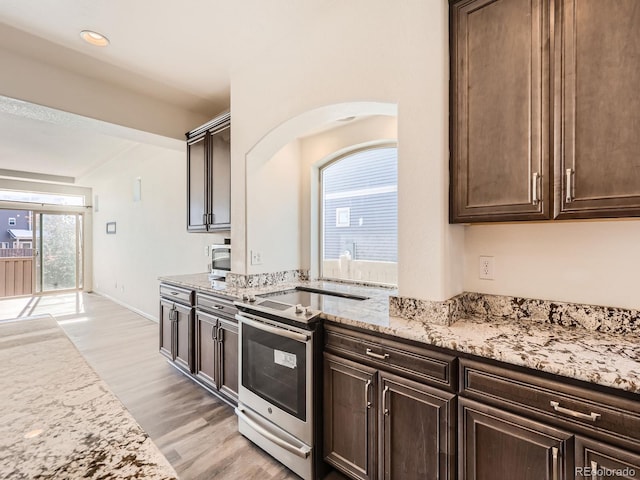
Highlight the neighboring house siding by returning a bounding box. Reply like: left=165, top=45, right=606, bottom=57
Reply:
left=0, top=210, right=31, bottom=245
left=322, top=147, right=397, bottom=262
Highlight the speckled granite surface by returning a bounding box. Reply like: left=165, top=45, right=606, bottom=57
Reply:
left=0, top=315, right=178, bottom=480
left=159, top=273, right=640, bottom=394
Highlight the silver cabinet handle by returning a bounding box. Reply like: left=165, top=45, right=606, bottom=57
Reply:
left=202, top=213, right=207, bottom=225
left=211, top=323, right=217, bottom=341
left=565, top=168, right=573, bottom=203
left=590, top=460, right=598, bottom=480
left=212, top=304, right=224, bottom=310
left=532, top=172, right=540, bottom=205
left=552, top=447, right=559, bottom=480
left=235, top=406, right=311, bottom=459
left=550, top=401, right=601, bottom=422
left=383, top=385, right=390, bottom=416
left=366, top=348, right=390, bottom=360
left=217, top=325, right=224, bottom=343
left=365, top=380, right=372, bottom=409
left=209, top=213, right=214, bottom=224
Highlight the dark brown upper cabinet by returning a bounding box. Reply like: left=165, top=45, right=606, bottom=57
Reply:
left=451, top=0, right=640, bottom=223
left=187, top=112, right=231, bottom=232
left=555, top=0, right=640, bottom=219
left=450, top=0, right=551, bottom=222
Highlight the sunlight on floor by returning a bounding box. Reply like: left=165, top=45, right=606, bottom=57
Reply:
left=0, top=293, right=85, bottom=321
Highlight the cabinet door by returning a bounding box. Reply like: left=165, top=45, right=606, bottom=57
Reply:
left=576, top=436, right=640, bottom=480
left=459, top=398, right=573, bottom=480
left=174, top=303, right=193, bottom=372
left=194, top=311, right=218, bottom=390
left=159, top=299, right=174, bottom=360
left=187, top=133, right=208, bottom=231
left=556, top=0, right=640, bottom=218
left=217, top=317, right=238, bottom=403
left=324, top=353, right=377, bottom=480
left=208, top=124, right=231, bottom=230
left=379, top=372, right=456, bottom=480
left=450, top=0, right=550, bottom=222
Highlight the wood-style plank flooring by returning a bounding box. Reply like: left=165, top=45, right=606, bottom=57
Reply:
left=0, top=292, right=345, bottom=480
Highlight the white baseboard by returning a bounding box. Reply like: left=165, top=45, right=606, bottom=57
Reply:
left=92, top=290, right=158, bottom=323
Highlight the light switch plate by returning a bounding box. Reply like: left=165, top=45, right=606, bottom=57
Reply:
left=251, top=250, right=262, bottom=265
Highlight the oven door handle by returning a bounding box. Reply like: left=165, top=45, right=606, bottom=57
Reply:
left=237, top=314, right=310, bottom=342
left=235, top=406, right=311, bottom=459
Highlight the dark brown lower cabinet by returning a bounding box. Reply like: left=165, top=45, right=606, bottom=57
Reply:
left=380, top=372, right=455, bottom=480
left=324, top=353, right=377, bottom=480
left=159, top=299, right=174, bottom=359
left=459, top=397, right=573, bottom=480
left=194, top=310, right=238, bottom=404
left=217, top=317, right=238, bottom=403
left=195, top=311, right=218, bottom=388
left=323, top=353, right=455, bottom=480
left=575, top=436, right=640, bottom=480
left=159, top=298, right=193, bottom=372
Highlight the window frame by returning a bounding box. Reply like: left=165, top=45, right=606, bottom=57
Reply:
left=318, top=143, right=398, bottom=286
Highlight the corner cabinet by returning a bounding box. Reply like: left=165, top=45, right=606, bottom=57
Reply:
left=450, top=0, right=640, bottom=223
left=187, top=112, right=231, bottom=232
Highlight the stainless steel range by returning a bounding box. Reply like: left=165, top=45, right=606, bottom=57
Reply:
left=234, top=290, right=324, bottom=480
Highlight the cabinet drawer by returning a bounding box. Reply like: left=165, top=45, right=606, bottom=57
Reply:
left=197, top=292, right=237, bottom=318
left=325, top=324, right=455, bottom=391
left=460, top=358, right=640, bottom=451
left=160, top=284, right=194, bottom=306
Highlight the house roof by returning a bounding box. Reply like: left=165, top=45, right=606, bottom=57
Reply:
left=7, top=229, right=32, bottom=240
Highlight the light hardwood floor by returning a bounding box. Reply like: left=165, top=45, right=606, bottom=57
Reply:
left=0, top=292, right=345, bottom=480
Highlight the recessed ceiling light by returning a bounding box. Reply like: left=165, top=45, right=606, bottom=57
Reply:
left=338, top=116, right=356, bottom=122
left=80, top=30, right=110, bottom=47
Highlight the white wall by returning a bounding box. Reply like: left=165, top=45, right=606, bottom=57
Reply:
left=231, top=0, right=464, bottom=301
left=246, top=140, right=303, bottom=274
left=79, top=144, right=228, bottom=319
left=464, top=221, right=640, bottom=310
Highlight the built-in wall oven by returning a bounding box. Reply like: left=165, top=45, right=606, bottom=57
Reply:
left=235, top=297, right=323, bottom=480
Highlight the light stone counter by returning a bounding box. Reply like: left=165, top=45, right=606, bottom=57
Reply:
left=159, top=273, right=640, bottom=394
left=0, top=315, right=178, bottom=480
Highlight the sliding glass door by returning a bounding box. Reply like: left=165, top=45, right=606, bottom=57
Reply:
left=34, top=212, right=83, bottom=293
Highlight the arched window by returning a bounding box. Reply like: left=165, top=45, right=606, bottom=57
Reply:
left=321, top=146, right=397, bottom=286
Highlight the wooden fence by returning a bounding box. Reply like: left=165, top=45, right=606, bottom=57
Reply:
left=0, top=249, right=33, bottom=297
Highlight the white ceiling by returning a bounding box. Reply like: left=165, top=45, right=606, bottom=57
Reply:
left=0, top=0, right=340, bottom=180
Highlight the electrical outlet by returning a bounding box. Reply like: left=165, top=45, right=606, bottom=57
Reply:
left=251, top=250, right=262, bottom=265
left=479, top=256, right=495, bottom=280
left=204, top=245, right=209, bottom=256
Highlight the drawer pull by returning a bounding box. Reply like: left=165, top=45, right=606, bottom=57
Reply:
left=366, top=348, right=390, bottom=360
left=550, top=401, right=601, bottom=422
left=590, top=461, right=598, bottom=480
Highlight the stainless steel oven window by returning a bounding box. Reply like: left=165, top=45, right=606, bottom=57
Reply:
left=241, top=322, right=307, bottom=421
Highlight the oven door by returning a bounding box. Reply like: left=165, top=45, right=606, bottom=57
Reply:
left=237, top=312, right=313, bottom=444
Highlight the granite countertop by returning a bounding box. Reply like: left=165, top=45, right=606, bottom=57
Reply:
left=159, top=273, right=640, bottom=394
left=0, top=315, right=178, bottom=479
